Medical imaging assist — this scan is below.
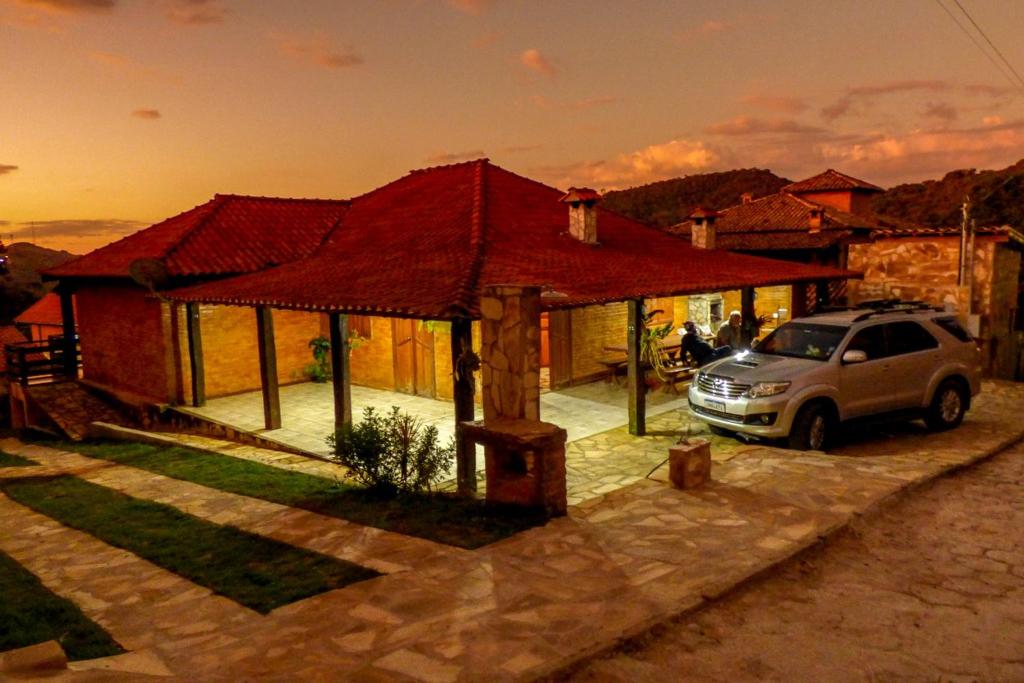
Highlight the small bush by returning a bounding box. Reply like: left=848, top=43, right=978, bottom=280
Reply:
left=305, top=336, right=331, bottom=383
left=327, top=407, right=454, bottom=495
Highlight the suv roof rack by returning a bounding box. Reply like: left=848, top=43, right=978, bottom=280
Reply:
left=850, top=300, right=941, bottom=322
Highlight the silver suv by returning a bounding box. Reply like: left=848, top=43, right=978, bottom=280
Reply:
left=688, top=303, right=982, bottom=450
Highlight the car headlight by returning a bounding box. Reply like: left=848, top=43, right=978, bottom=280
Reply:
left=745, top=381, right=790, bottom=398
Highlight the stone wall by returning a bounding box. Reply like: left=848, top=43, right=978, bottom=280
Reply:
left=481, top=285, right=541, bottom=421
left=848, top=235, right=1021, bottom=377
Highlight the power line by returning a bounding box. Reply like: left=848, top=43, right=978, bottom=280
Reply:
left=951, top=0, right=1024, bottom=90
left=933, top=0, right=1023, bottom=94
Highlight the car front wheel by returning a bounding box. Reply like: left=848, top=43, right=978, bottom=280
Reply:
left=925, top=379, right=967, bottom=431
left=788, top=403, right=831, bottom=451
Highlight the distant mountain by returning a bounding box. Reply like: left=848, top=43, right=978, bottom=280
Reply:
left=872, top=159, right=1024, bottom=229
left=0, top=242, right=77, bottom=324
left=602, top=168, right=792, bottom=227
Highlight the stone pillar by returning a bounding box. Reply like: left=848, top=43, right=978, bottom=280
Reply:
left=480, top=285, right=541, bottom=422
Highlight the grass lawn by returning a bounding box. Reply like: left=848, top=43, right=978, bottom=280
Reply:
left=60, top=440, right=546, bottom=548
left=0, top=549, right=124, bottom=660
left=1, top=476, right=380, bottom=614
left=0, top=450, right=37, bottom=467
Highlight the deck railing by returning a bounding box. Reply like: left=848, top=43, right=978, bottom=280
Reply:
left=3, top=336, right=80, bottom=386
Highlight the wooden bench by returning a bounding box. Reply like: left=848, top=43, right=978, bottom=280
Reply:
left=661, top=365, right=697, bottom=394
left=597, top=357, right=628, bottom=385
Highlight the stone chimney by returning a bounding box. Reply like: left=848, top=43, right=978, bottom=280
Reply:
left=808, top=207, right=824, bottom=232
left=559, top=187, right=601, bottom=244
left=689, top=207, right=720, bottom=249
left=741, top=192, right=754, bottom=204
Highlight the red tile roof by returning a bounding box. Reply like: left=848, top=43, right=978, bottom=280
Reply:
left=13, top=293, right=73, bottom=326
left=46, top=194, right=350, bottom=279
left=669, top=191, right=886, bottom=242
left=783, top=169, right=883, bottom=194
left=0, top=326, right=29, bottom=374
left=559, top=187, right=601, bottom=203
left=165, top=160, right=859, bottom=319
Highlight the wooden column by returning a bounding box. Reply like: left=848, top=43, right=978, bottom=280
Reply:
left=58, top=286, right=77, bottom=378
left=790, top=283, right=810, bottom=320
left=255, top=306, right=281, bottom=430
left=451, top=317, right=476, bottom=494
left=740, top=286, right=756, bottom=348
left=185, top=302, right=206, bottom=407
left=329, top=312, right=352, bottom=432
left=627, top=298, right=645, bottom=436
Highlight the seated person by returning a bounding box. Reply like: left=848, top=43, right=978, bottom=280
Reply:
left=680, top=321, right=732, bottom=367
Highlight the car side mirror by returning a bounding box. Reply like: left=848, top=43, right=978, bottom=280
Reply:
left=842, top=349, right=867, bottom=364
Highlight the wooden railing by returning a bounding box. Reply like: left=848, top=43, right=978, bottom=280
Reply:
left=4, top=336, right=80, bottom=386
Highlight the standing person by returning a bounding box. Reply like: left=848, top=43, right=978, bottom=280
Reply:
left=716, top=310, right=743, bottom=349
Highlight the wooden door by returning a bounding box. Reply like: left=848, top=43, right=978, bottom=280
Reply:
left=548, top=310, right=573, bottom=389
left=392, top=319, right=436, bottom=398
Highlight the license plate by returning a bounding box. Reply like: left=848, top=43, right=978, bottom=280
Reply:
left=705, top=399, right=726, bottom=412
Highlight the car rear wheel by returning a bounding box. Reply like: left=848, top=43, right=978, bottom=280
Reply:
left=788, top=403, right=831, bottom=451
left=925, top=379, right=967, bottom=431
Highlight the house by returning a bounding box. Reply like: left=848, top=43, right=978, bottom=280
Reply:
left=14, top=293, right=74, bottom=342
left=40, top=159, right=856, bottom=485
left=671, top=169, right=1024, bottom=378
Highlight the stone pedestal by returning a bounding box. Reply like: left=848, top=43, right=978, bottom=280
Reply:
left=460, top=419, right=567, bottom=517
left=668, top=438, right=711, bottom=489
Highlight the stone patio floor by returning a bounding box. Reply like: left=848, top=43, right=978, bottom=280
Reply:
left=0, top=381, right=1022, bottom=681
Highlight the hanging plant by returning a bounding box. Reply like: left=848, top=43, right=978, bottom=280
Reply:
left=639, top=307, right=674, bottom=380
left=305, top=336, right=332, bottom=383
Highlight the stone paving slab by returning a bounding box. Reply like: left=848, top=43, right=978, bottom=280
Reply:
left=0, top=440, right=463, bottom=576
left=0, top=381, right=1021, bottom=681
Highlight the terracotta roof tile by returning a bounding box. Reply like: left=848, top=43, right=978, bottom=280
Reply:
left=783, top=169, right=883, bottom=194
left=46, top=195, right=349, bottom=279
left=166, top=160, right=859, bottom=318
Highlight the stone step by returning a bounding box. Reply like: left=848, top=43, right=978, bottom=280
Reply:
left=24, top=382, right=131, bottom=441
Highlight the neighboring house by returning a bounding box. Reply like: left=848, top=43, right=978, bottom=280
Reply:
left=14, top=293, right=74, bottom=342
left=44, top=160, right=853, bottom=419
left=671, top=169, right=1024, bottom=378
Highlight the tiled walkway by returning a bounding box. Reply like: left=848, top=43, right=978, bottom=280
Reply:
left=1, top=381, right=1021, bottom=681
left=176, top=380, right=690, bottom=458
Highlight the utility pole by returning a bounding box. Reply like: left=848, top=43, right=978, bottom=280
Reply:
left=958, top=196, right=971, bottom=287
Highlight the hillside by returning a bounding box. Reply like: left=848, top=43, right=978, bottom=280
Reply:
left=0, top=242, right=77, bottom=324
left=872, top=159, right=1024, bottom=229
left=602, top=168, right=791, bottom=227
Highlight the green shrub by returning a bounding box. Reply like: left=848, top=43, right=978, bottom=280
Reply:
left=305, top=336, right=332, bottom=383
left=327, top=407, right=454, bottom=495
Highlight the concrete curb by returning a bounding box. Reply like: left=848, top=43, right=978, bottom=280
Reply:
left=533, top=428, right=1024, bottom=682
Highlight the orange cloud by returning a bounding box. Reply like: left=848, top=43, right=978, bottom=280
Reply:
left=276, top=32, right=364, bottom=69
left=165, top=0, right=225, bottom=25
left=0, top=164, right=18, bottom=175
left=519, top=48, right=555, bottom=77
left=131, top=109, right=161, bottom=120
left=705, top=116, right=825, bottom=136
left=13, top=0, right=114, bottom=13
left=740, top=94, right=809, bottom=114
left=534, top=138, right=720, bottom=190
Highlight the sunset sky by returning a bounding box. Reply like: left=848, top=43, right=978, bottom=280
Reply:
left=3, top=0, right=1024, bottom=253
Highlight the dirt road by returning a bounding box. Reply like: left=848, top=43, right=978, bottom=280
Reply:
left=572, top=442, right=1024, bottom=682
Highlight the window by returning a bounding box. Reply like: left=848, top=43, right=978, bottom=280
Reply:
left=933, top=316, right=972, bottom=342
left=757, top=322, right=847, bottom=361
left=845, top=324, right=886, bottom=361
left=349, top=314, right=372, bottom=339
left=885, top=321, right=938, bottom=356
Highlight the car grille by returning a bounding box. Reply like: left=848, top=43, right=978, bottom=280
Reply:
left=692, top=405, right=744, bottom=423
left=696, top=373, right=750, bottom=399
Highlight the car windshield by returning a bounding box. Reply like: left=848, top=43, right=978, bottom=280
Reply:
left=756, top=322, right=847, bottom=361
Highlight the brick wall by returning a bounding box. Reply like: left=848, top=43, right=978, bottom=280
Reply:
left=348, top=316, right=396, bottom=390
left=570, top=303, right=628, bottom=381
left=987, top=246, right=1022, bottom=378
left=77, top=283, right=173, bottom=402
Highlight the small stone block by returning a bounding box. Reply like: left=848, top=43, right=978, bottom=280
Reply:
left=0, top=640, right=68, bottom=674
left=668, top=439, right=711, bottom=489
